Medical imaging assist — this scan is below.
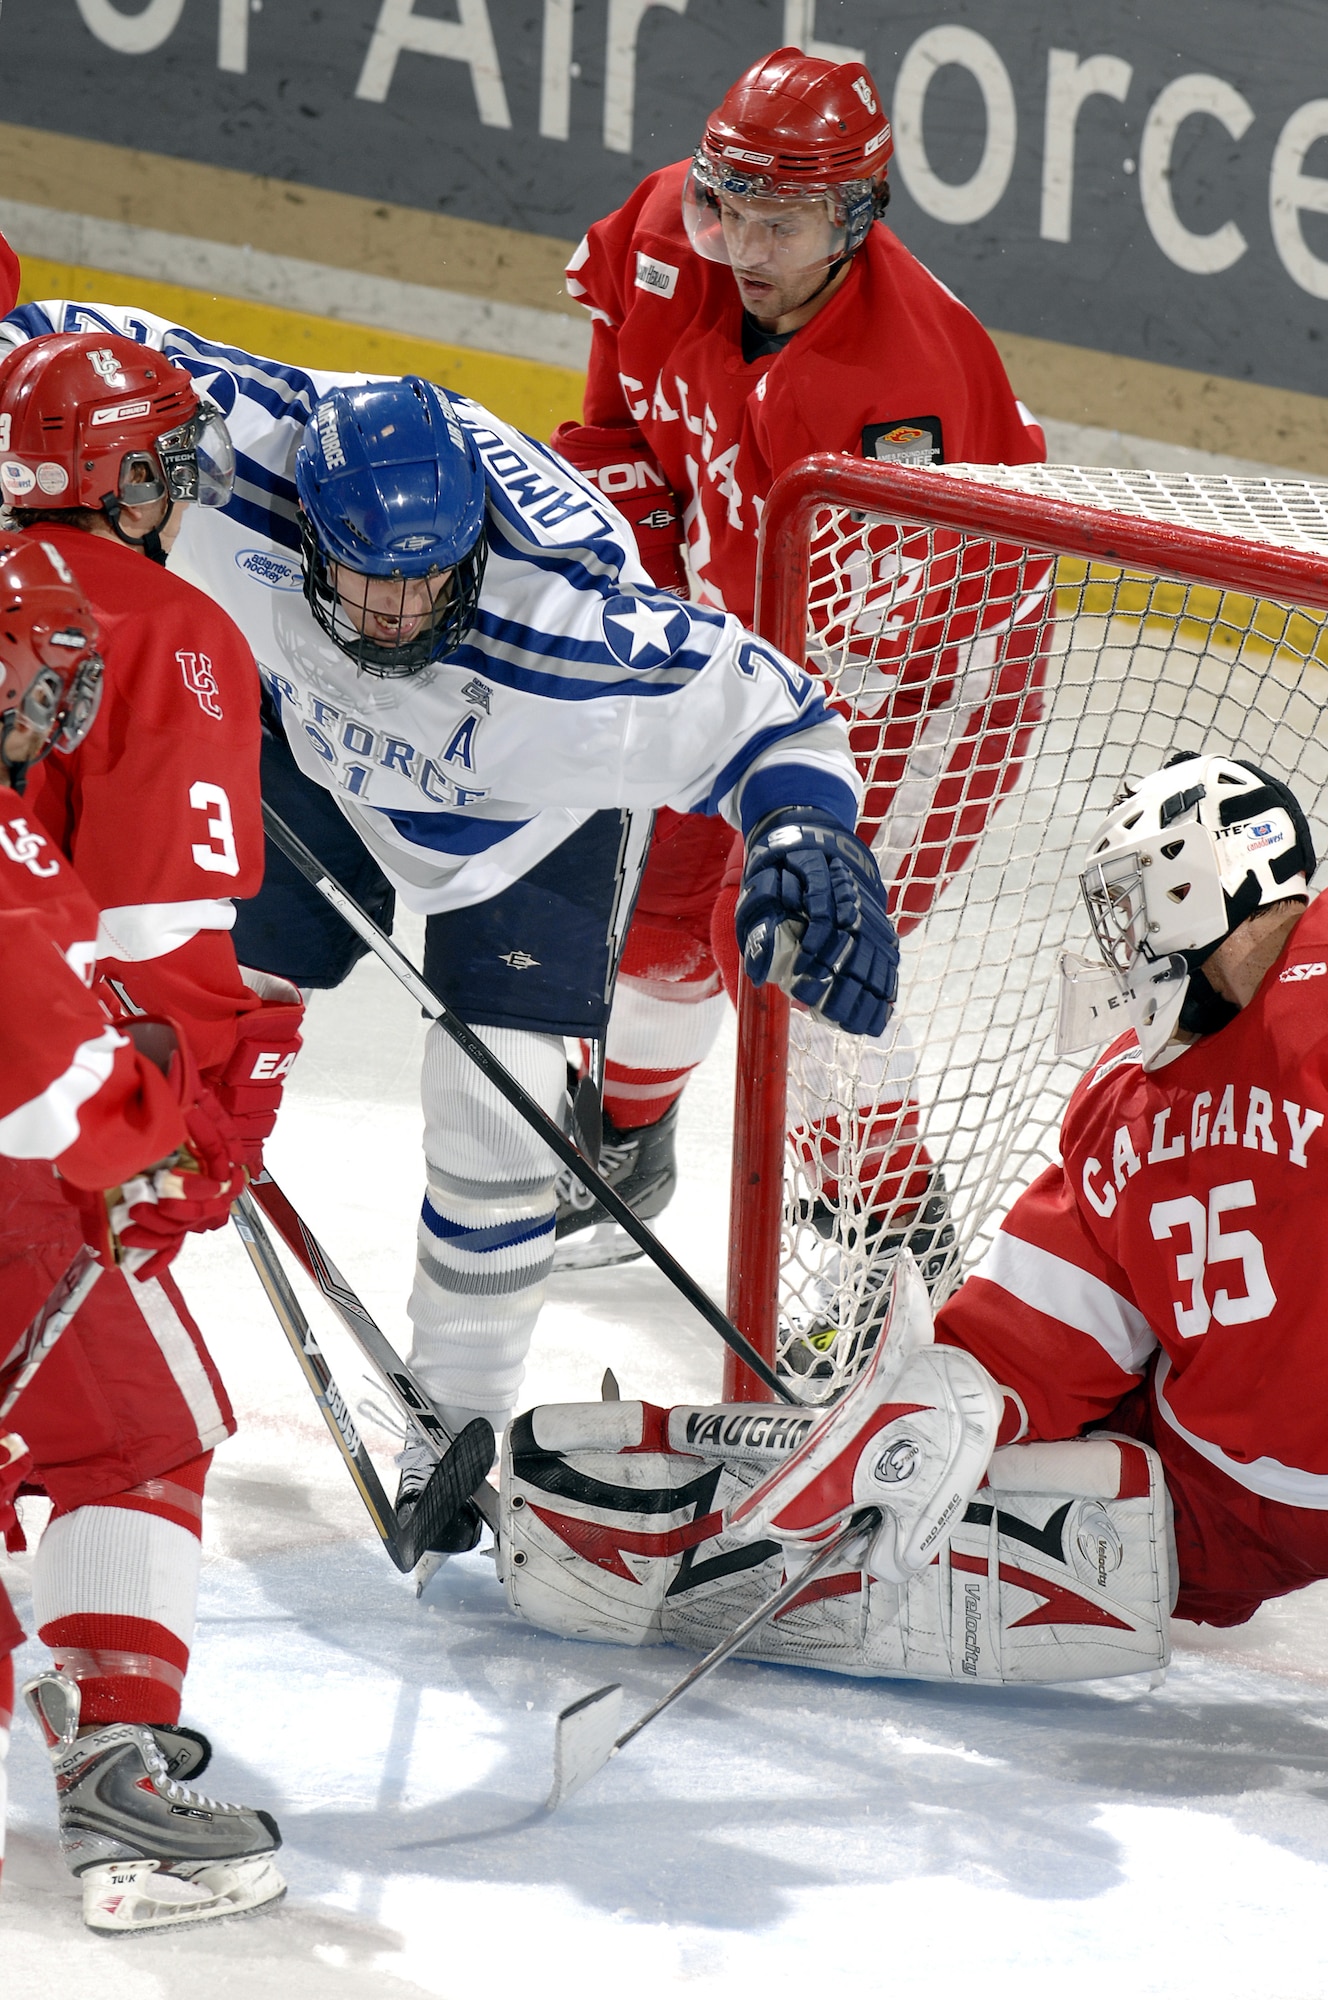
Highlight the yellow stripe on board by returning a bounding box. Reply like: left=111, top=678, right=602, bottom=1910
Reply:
left=1056, top=559, right=1328, bottom=679
left=17, top=255, right=587, bottom=442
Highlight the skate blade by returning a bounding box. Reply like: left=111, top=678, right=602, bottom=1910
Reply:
left=82, top=1854, right=287, bottom=1933
left=545, top=1683, right=622, bottom=1811
left=553, top=1223, right=644, bottom=1271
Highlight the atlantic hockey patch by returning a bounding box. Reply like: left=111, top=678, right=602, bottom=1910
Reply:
left=600, top=594, right=691, bottom=670
left=862, top=417, right=943, bottom=467
left=235, top=548, right=303, bottom=591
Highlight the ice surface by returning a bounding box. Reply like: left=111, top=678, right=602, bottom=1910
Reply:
left=4, top=923, right=1328, bottom=1999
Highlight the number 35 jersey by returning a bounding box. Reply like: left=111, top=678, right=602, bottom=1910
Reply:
left=25, top=526, right=264, bottom=1074
left=936, top=892, right=1328, bottom=1508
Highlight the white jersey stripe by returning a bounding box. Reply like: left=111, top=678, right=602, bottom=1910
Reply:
left=973, top=1229, right=1157, bottom=1374
left=97, top=898, right=237, bottom=964
left=0, top=1023, right=127, bottom=1160
left=1153, top=1352, right=1328, bottom=1508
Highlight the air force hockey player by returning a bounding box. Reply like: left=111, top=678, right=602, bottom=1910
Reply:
left=0, top=299, right=898, bottom=1547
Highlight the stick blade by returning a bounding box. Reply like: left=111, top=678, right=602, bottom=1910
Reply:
left=545, top=1684, right=622, bottom=1812
left=395, top=1417, right=496, bottom=1572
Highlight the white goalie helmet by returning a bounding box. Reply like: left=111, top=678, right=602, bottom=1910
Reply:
left=1060, top=753, right=1316, bottom=1069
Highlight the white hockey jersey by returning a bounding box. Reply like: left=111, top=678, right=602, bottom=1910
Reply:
left=0, top=302, right=861, bottom=914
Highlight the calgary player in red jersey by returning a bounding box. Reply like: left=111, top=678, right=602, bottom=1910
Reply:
left=499, top=752, right=1328, bottom=1687
left=935, top=751, right=1328, bottom=1627
left=0, top=334, right=301, bottom=1931
left=554, top=47, right=1048, bottom=1285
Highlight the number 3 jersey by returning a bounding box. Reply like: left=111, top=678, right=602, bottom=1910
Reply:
left=0, top=301, right=860, bottom=920
left=936, top=892, right=1328, bottom=1508
left=23, top=526, right=265, bottom=1074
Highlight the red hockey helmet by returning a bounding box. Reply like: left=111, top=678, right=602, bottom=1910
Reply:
left=684, top=48, right=893, bottom=275
left=0, top=531, right=103, bottom=783
left=0, top=332, right=233, bottom=527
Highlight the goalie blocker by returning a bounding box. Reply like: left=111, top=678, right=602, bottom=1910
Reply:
left=499, top=1404, right=1172, bottom=1685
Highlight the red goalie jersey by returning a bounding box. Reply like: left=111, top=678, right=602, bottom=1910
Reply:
left=938, top=892, right=1328, bottom=1624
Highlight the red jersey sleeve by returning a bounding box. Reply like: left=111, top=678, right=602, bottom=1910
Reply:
left=936, top=1162, right=1159, bottom=1440
left=0, top=817, right=185, bottom=1190
left=567, top=173, right=667, bottom=434
left=27, top=528, right=265, bottom=1073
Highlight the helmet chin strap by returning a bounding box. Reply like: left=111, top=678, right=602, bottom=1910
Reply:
left=100, top=492, right=173, bottom=567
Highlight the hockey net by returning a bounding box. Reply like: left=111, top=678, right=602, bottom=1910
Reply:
left=727, top=456, right=1328, bottom=1405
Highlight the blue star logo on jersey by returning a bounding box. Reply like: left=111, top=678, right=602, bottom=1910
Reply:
left=601, top=594, right=690, bottom=670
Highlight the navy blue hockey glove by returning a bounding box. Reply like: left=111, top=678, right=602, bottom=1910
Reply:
left=735, top=807, right=900, bottom=1037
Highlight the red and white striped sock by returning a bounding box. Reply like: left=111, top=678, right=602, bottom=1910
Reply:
left=33, top=1453, right=210, bottom=1727
left=0, top=1649, right=13, bottom=1883
left=596, top=970, right=729, bottom=1131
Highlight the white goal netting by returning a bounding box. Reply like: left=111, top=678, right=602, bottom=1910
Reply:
left=760, top=464, right=1328, bottom=1402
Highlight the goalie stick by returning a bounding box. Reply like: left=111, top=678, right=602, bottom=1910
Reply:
left=262, top=802, right=794, bottom=1407
left=231, top=1191, right=495, bottom=1570
left=247, top=1170, right=499, bottom=1536
left=544, top=1506, right=878, bottom=1810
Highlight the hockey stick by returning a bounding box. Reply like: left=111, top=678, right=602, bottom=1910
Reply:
left=246, top=1169, right=499, bottom=1536
left=261, top=801, right=795, bottom=1406
left=231, top=1191, right=495, bottom=1570
left=544, top=1507, right=879, bottom=1810
left=0, top=1244, right=105, bottom=1426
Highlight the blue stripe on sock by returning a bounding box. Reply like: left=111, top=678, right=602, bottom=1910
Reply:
left=420, top=1199, right=554, bottom=1254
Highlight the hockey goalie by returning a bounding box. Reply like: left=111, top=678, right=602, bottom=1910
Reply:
left=496, top=751, right=1328, bottom=1686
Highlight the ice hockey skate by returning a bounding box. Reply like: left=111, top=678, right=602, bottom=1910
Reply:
left=553, top=1099, right=680, bottom=1269
left=24, top=1672, right=285, bottom=1934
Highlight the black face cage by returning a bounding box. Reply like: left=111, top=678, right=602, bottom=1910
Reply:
left=299, top=515, right=489, bottom=678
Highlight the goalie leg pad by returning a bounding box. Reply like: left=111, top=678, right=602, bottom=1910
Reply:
left=501, top=1416, right=1172, bottom=1684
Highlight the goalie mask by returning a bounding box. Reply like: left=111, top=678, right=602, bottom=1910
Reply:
left=682, top=47, right=892, bottom=284
left=1064, top=754, right=1316, bottom=1069
left=295, top=378, right=488, bottom=678
left=0, top=532, right=103, bottom=791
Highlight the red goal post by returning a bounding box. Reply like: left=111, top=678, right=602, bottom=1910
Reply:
left=724, top=453, right=1328, bottom=1403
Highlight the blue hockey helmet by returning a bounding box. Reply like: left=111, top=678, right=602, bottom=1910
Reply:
left=294, top=377, right=488, bottom=676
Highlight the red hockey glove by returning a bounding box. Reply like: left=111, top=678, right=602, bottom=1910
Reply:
left=206, top=991, right=304, bottom=1169
left=112, top=1080, right=249, bottom=1279
left=56, top=1017, right=190, bottom=1267
left=551, top=421, right=687, bottom=595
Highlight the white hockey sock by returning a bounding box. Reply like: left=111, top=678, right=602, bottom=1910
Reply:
left=32, top=1461, right=206, bottom=1726
left=407, top=1022, right=565, bottom=1422
left=600, top=970, right=729, bottom=1129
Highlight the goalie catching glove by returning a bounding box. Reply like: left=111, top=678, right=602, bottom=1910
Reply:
left=736, top=806, right=899, bottom=1037
left=725, top=1251, right=1002, bottom=1582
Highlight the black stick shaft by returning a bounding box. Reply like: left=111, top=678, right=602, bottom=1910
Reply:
left=249, top=1171, right=499, bottom=1535
left=262, top=801, right=795, bottom=1406
left=232, top=1191, right=408, bottom=1569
